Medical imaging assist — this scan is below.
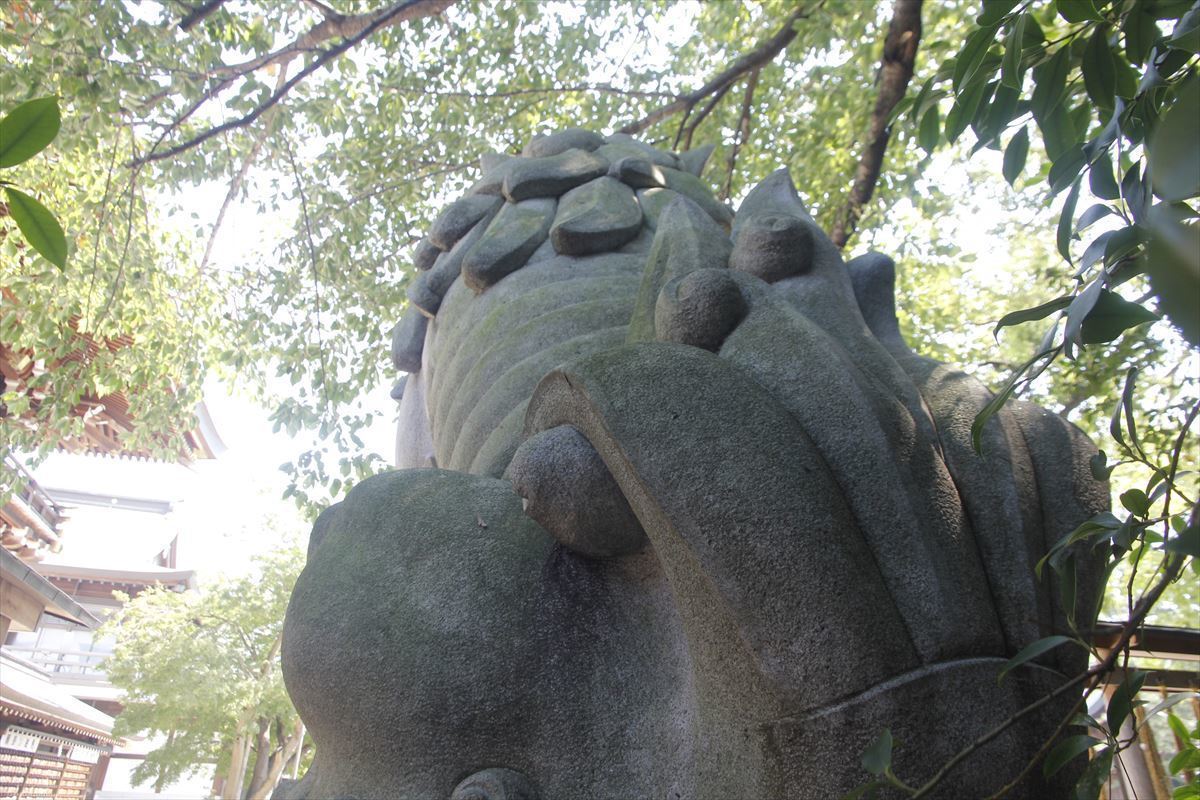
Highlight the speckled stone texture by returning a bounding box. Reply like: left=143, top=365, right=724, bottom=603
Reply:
left=280, top=129, right=1108, bottom=800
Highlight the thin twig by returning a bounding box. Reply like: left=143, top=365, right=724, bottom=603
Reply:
left=283, top=142, right=331, bottom=422
left=212, top=0, right=452, bottom=78
left=618, top=1, right=822, bottom=135
left=682, top=81, right=734, bottom=150
left=671, top=102, right=696, bottom=151
left=135, top=0, right=454, bottom=165
left=389, top=83, right=675, bottom=101
left=983, top=691, right=1089, bottom=799
left=82, top=130, right=122, bottom=330
left=345, top=162, right=471, bottom=206
left=178, top=0, right=228, bottom=31
left=199, top=64, right=291, bottom=273
left=722, top=68, right=760, bottom=201
left=910, top=544, right=1191, bottom=798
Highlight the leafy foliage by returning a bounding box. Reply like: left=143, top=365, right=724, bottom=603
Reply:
left=100, top=546, right=306, bottom=794
left=1, top=0, right=980, bottom=514
left=844, top=0, right=1199, bottom=795
left=0, top=97, right=67, bottom=267
left=5, top=1, right=1195, bottom=794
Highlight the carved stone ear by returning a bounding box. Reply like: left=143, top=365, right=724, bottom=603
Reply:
left=655, top=268, right=749, bottom=352
left=845, top=251, right=905, bottom=348
left=450, top=768, right=539, bottom=800
left=677, top=143, right=716, bottom=177
left=506, top=424, right=646, bottom=559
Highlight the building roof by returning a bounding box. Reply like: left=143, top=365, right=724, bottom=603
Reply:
left=0, top=652, right=116, bottom=744
left=35, top=563, right=195, bottom=593
left=0, top=333, right=224, bottom=464
left=0, top=455, right=64, bottom=559
left=0, top=547, right=98, bottom=628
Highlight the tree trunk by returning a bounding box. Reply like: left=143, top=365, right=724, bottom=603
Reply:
left=221, top=733, right=248, bottom=800
left=288, top=724, right=306, bottom=780
left=244, top=717, right=272, bottom=799
left=247, top=721, right=306, bottom=800
left=830, top=0, right=923, bottom=249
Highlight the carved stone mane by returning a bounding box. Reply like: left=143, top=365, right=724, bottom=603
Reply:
left=278, top=129, right=1107, bottom=799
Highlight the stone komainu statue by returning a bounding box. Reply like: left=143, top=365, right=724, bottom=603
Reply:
left=277, top=129, right=1108, bottom=799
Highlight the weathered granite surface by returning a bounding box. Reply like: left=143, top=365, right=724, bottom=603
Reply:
left=279, top=129, right=1109, bottom=800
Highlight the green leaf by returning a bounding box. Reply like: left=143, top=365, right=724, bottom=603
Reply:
left=1109, top=367, right=1136, bottom=445
left=1121, top=365, right=1139, bottom=453
left=1090, top=151, right=1121, bottom=199
left=1107, top=669, right=1147, bottom=734
left=1140, top=693, right=1199, bottom=728
left=1064, top=279, right=1105, bottom=349
left=1059, top=0, right=1102, bottom=22
left=1168, top=5, right=1200, bottom=52
left=1077, top=203, right=1114, bottom=231
left=1031, top=45, right=1071, bottom=117
left=1032, top=47, right=1074, bottom=158
left=0, top=96, right=61, bottom=168
left=1113, top=52, right=1141, bottom=98
left=1123, top=1, right=1158, bottom=65
left=1146, top=201, right=1200, bottom=346
left=1169, top=746, right=1200, bottom=775
left=1083, top=26, right=1117, bottom=110
left=954, top=23, right=1001, bottom=95
left=1122, top=164, right=1150, bottom=222
left=946, top=77, right=991, bottom=142
left=909, top=77, right=936, bottom=124
left=4, top=186, right=67, bottom=269
left=918, top=105, right=940, bottom=153
left=1101, top=224, right=1146, bottom=270
left=977, top=82, right=1018, bottom=143
left=1036, top=513, right=1123, bottom=577
left=1089, top=451, right=1115, bottom=480
left=1168, top=712, right=1191, bottom=744
left=994, top=295, right=1072, bottom=338
left=972, top=349, right=1042, bottom=454
left=1080, top=289, right=1158, bottom=343
left=1049, top=144, right=1087, bottom=193
left=1164, top=521, right=1199, bottom=557
left=979, top=0, right=1021, bottom=26
left=1044, top=734, right=1101, bottom=777
left=998, top=635, right=1078, bottom=683
left=1176, top=781, right=1200, bottom=799
left=1058, top=177, right=1082, bottom=262
left=1149, top=75, right=1200, bottom=202
left=1060, top=555, right=1079, bottom=624
left=1003, top=126, right=1030, bottom=185
left=1073, top=748, right=1112, bottom=800
left=1002, top=13, right=1030, bottom=88
left=1119, top=488, right=1151, bottom=516
left=861, top=729, right=893, bottom=776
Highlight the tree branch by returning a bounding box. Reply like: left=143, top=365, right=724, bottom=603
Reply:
left=909, top=536, right=1192, bottom=799
left=213, top=0, right=449, bottom=78
left=830, top=0, right=922, bottom=250
left=618, top=2, right=821, bottom=136
left=722, top=67, right=760, bottom=201
left=178, top=0, right=228, bottom=31
left=136, top=0, right=455, bottom=166
left=199, top=63, right=291, bottom=273
left=387, top=83, right=675, bottom=101
left=681, top=81, right=734, bottom=150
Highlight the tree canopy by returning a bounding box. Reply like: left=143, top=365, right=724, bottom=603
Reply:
left=4, top=0, right=1197, bottom=795
left=2, top=1, right=1191, bottom=508
left=100, top=545, right=307, bottom=800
